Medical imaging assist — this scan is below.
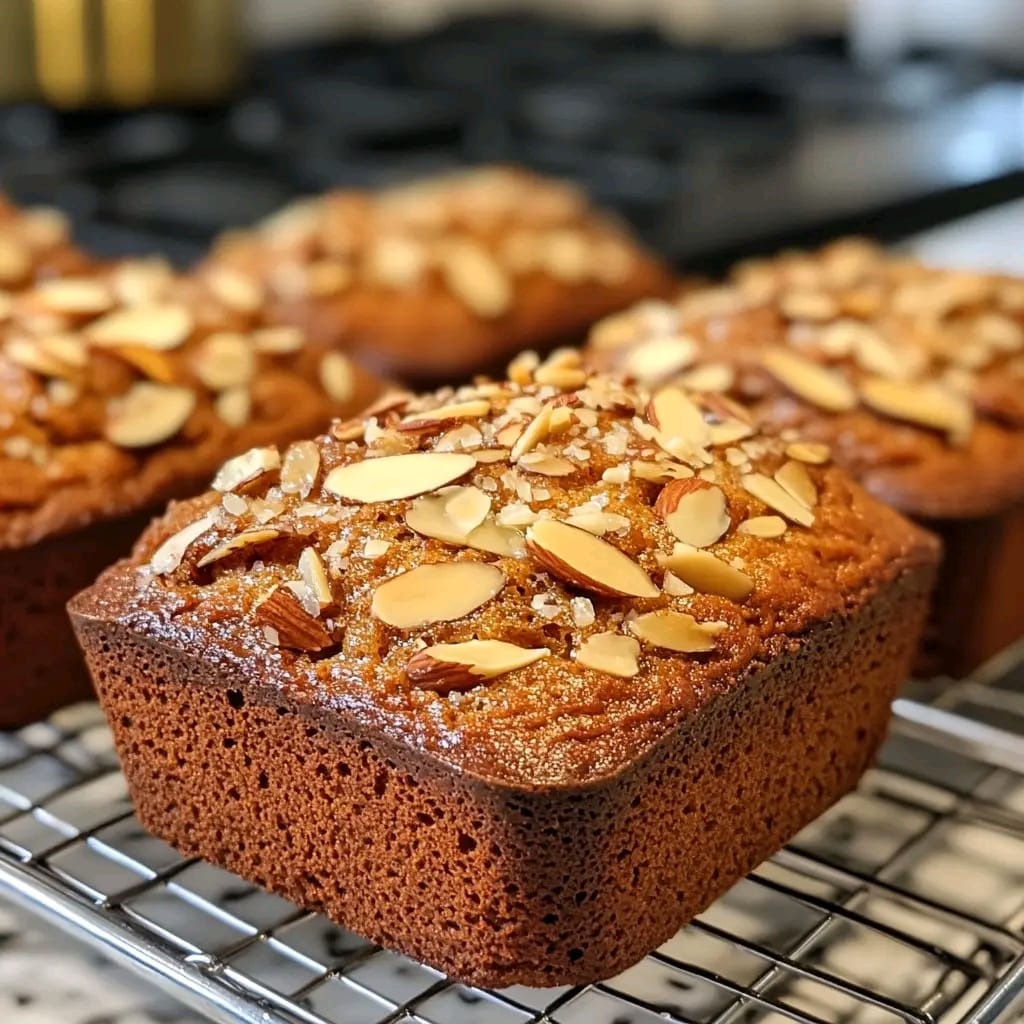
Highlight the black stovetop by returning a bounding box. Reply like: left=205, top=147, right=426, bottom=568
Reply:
left=2, top=15, right=1023, bottom=271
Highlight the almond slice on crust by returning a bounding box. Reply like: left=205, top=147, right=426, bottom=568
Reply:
left=319, top=351, right=355, bottom=404
left=280, top=440, right=321, bottom=497
left=646, top=386, right=712, bottom=459
left=621, top=335, right=696, bottom=383
left=656, top=545, right=754, bottom=602
left=518, top=451, right=576, bottom=476
left=215, top=387, right=251, bottom=428
left=104, top=383, right=195, bottom=448
left=762, top=347, right=857, bottom=413
left=149, top=512, right=218, bottom=575
left=86, top=303, right=193, bottom=350
left=438, top=240, right=512, bottom=318
left=406, top=640, right=549, bottom=693
left=399, top=399, right=491, bottom=431
left=576, top=632, right=640, bottom=678
left=774, top=459, right=817, bottom=509
left=371, top=562, right=505, bottom=628
left=213, top=446, right=281, bottom=492
left=655, top=479, right=731, bottom=549
left=323, top=452, right=476, bottom=503
left=510, top=402, right=554, bottom=461
left=197, top=528, right=282, bottom=568
left=35, top=278, right=114, bottom=315
left=526, top=520, right=659, bottom=599
left=466, top=520, right=526, bottom=558
left=742, top=472, right=815, bottom=527
left=858, top=376, right=974, bottom=445
left=298, top=547, right=333, bottom=608
left=629, top=610, right=724, bottom=653
left=194, top=332, right=256, bottom=390
left=738, top=515, right=787, bottom=538
left=254, top=586, right=333, bottom=652
left=785, top=441, right=831, bottom=465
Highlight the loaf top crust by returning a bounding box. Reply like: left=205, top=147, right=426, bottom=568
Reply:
left=0, top=258, right=383, bottom=549
left=72, top=353, right=938, bottom=789
left=587, top=239, right=1024, bottom=519
left=204, top=166, right=674, bottom=378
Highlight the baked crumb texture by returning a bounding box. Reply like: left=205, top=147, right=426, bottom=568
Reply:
left=205, top=166, right=674, bottom=379
left=586, top=239, right=1024, bottom=673
left=71, top=359, right=938, bottom=985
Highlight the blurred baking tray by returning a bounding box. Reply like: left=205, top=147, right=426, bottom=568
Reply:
left=0, top=653, right=1023, bottom=1024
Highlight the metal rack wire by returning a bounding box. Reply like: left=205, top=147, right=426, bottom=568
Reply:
left=1, top=659, right=1023, bottom=1024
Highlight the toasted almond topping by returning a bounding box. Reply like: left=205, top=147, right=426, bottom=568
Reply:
left=298, top=547, right=333, bottom=608
left=629, top=610, right=723, bottom=653
left=662, top=571, right=694, bottom=596
left=518, top=451, right=576, bottom=477
left=87, top=303, right=193, bottom=351
left=661, top=482, right=731, bottom=548
left=785, top=441, right=831, bottom=465
left=0, top=238, right=30, bottom=284
left=35, top=278, right=113, bottom=315
left=563, top=509, right=630, bottom=536
left=779, top=289, right=839, bottom=322
left=742, top=472, right=815, bottom=527
left=150, top=512, right=218, bottom=574
left=858, top=376, right=974, bottom=444
left=406, top=486, right=496, bottom=546
left=647, top=386, right=711, bottom=459
left=762, top=348, right=857, bottom=413
left=507, top=350, right=540, bottom=385
left=774, top=459, right=817, bottom=509
left=526, top=520, right=658, bottom=599
left=533, top=363, right=588, bottom=389
left=197, top=528, right=282, bottom=568
left=104, top=383, right=195, bottom=448
left=215, top=386, right=251, bottom=427
left=398, top=399, right=491, bottom=431
left=679, top=363, right=735, bottom=393
left=213, top=446, right=281, bottom=492
left=254, top=586, right=333, bottom=652
left=206, top=267, right=263, bottom=312
left=850, top=326, right=917, bottom=379
left=445, top=486, right=492, bottom=535
left=738, top=515, right=787, bottom=538
left=319, top=351, right=355, bottom=405
left=280, top=440, right=321, bottom=497
left=439, top=240, right=512, bottom=318
left=306, top=259, right=354, bottom=296
left=407, top=640, right=549, bottom=693
left=5, top=335, right=74, bottom=377
left=510, top=402, right=554, bottom=461
left=576, top=632, right=640, bottom=678
left=195, top=332, right=255, bottom=390
left=371, top=562, right=505, bottom=628
left=466, top=519, right=526, bottom=558
left=632, top=459, right=694, bottom=483
left=657, top=545, right=754, bottom=601
left=323, top=452, right=476, bottom=503
left=252, top=326, right=305, bottom=355
left=622, top=335, right=696, bottom=382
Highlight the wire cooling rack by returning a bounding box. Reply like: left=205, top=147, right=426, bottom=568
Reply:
left=1, top=658, right=1023, bottom=1024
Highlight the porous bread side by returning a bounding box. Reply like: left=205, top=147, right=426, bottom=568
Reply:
left=0, top=513, right=148, bottom=727
left=74, top=564, right=932, bottom=987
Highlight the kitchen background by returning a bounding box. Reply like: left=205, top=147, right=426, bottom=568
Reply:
left=1, top=2, right=1023, bottom=1023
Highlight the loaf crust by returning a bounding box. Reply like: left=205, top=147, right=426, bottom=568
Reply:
left=71, top=363, right=938, bottom=984
left=1, top=259, right=384, bottom=724
left=205, top=167, right=674, bottom=380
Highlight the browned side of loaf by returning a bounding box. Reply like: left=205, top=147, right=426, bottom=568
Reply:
left=1, top=513, right=148, bottom=728
left=72, top=564, right=932, bottom=988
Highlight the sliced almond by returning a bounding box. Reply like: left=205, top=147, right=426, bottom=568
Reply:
left=280, top=440, right=321, bottom=497
left=518, top=451, right=576, bottom=477
left=526, top=520, right=658, bottom=599
left=212, top=446, right=280, bottom=493
left=252, top=326, right=305, bottom=355
left=742, top=473, right=815, bottom=527
left=298, top=547, right=333, bottom=608
left=215, top=386, right=251, bottom=428
left=438, top=240, right=512, bottom=318
left=576, top=633, right=640, bottom=678
left=563, top=510, right=631, bottom=536
left=679, top=363, right=735, bottom=393
left=629, top=610, right=723, bottom=653
left=35, top=278, right=113, bottom=315
left=774, top=459, right=817, bottom=509
left=858, top=377, right=974, bottom=444
left=149, top=512, right=218, bottom=575
left=87, top=303, right=193, bottom=350
left=510, top=402, right=554, bottom=461
left=106, top=344, right=178, bottom=384
left=206, top=267, right=263, bottom=313
left=762, top=348, right=857, bottom=413
left=197, top=528, right=282, bottom=568
left=319, top=351, right=355, bottom=405
left=5, top=336, right=74, bottom=377
left=646, top=387, right=711, bottom=460
left=659, top=481, right=731, bottom=549
left=365, top=236, right=427, bottom=288
left=657, top=545, right=753, bottom=601
left=254, top=586, right=333, bottom=652
left=406, top=640, right=549, bottom=693
left=785, top=441, right=831, bottom=465
left=850, top=326, right=917, bottom=379
left=445, top=486, right=492, bottom=535
left=622, top=335, right=696, bottom=383
left=195, top=332, right=255, bottom=390
left=371, top=562, right=505, bottom=629
left=0, top=238, right=30, bottom=284
left=779, top=289, right=838, bottom=322
left=323, top=452, right=476, bottom=503
left=738, top=515, right=787, bottom=538
left=507, top=350, right=540, bottom=385
left=105, top=383, right=195, bottom=448
left=398, top=399, right=490, bottom=431
left=466, top=519, right=526, bottom=558
left=632, top=459, right=694, bottom=483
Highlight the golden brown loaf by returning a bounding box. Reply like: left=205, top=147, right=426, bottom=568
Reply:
left=1, top=257, right=384, bottom=725
left=204, top=166, right=674, bottom=379
left=72, top=355, right=938, bottom=985
left=587, top=238, right=1024, bottom=520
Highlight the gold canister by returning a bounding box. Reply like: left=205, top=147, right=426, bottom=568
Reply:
left=0, top=0, right=244, bottom=107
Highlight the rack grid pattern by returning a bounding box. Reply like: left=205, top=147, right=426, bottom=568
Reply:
left=1, top=670, right=1023, bottom=1024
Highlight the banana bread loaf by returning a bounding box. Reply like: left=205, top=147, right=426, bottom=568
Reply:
left=203, top=165, right=674, bottom=380
left=1, top=258, right=385, bottom=726
left=71, top=352, right=938, bottom=986
left=586, top=239, right=1024, bottom=673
